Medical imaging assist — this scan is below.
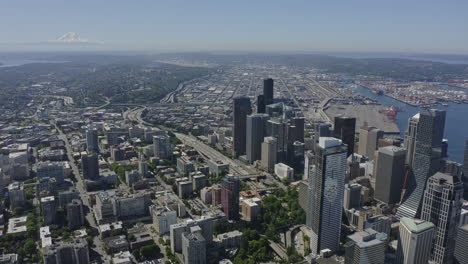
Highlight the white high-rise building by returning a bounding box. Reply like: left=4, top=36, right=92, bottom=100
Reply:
left=396, top=217, right=435, bottom=264
left=261, top=136, right=277, bottom=171
left=421, top=172, right=463, bottom=264
left=307, top=137, right=347, bottom=255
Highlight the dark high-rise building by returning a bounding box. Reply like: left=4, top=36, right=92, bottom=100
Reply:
left=441, top=139, right=448, bottom=158
left=86, top=128, right=99, bottom=153
left=312, top=122, right=332, bottom=152
left=292, top=117, right=305, bottom=143
left=257, top=94, right=266, bottom=113
left=67, top=199, right=84, bottom=229
left=333, top=116, right=356, bottom=157
left=421, top=172, right=463, bottom=264
left=263, top=78, right=274, bottom=106
left=82, top=153, right=99, bottom=180
left=232, top=97, right=251, bottom=157
left=398, top=109, right=446, bottom=219
left=463, top=140, right=468, bottom=200
left=307, top=137, right=347, bottom=254
left=246, top=114, right=269, bottom=164
left=374, top=146, right=406, bottom=205
left=220, top=175, right=240, bottom=220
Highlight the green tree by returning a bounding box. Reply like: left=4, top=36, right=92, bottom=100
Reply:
left=140, top=243, right=160, bottom=260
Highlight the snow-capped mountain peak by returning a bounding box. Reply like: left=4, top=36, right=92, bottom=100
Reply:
left=49, top=32, right=102, bottom=44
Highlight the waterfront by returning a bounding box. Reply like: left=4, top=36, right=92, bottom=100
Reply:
left=352, top=84, right=468, bottom=163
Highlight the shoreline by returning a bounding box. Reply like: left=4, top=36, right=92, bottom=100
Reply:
left=354, top=81, right=421, bottom=107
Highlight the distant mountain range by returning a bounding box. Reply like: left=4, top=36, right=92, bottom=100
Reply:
left=48, top=32, right=103, bottom=44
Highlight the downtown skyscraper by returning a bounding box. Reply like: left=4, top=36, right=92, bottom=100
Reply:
left=398, top=109, right=446, bottom=219
left=220, top=174, right=240, bottom=220
left=421, top=172, right=463, bottom=264
left=232, top=97, right=251, bottom=157
left=246, top=113, right=269, bottom=164
left=306, top=137, right=347, bottom=255
left=263, top=78, right=274, bottom=106
left=86, top=127, right=99, bottom=153
left=333, top=116, right=356, bottom=157
left=396, top=217, right=435, bottom=264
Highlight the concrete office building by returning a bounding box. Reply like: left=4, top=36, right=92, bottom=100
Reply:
left=343, top=184, right=362, bottom=210
left=81, top=153, right=99, bottom=180
left=170, top=217, right=214, bottom=254
left=113, top=193, right=149, bottom=218
left=307, top=137, right=347, bottom=254
left=207, top=159, right=229, bottom=177
left=358, top=126, right=383, bottom=160
left=421, top=172, right=463, bottom=264
left=86, top=127, right=99, bottom=153
left=58, top=191, right=80, bottom=208
left=41, top=196, right=56, bottom=225
left=221, top=175, right=240, bottom=220
left=151, top=206, right=177, bottom=235
left=266, top=118, right=288, bottom=160
left=232, top=97, right=251, bottom=157
left=396, top=217, right=435, bottom=264
left=191, top=173, right=207, bottom=191
left=153, top=134, right=172, bottom=160
left=177, top=156, right=195, bottom=176
left=67, top=199, right=84, bottom=229
left=333, top=116, right=356, bottom=157
left=138, top=160, right=149, bottom=178
left=182, top=226, right=206, bottom=264
left=95, top=191, right=116, bottom=223
left=364, top=215, right=391, bottom=237
left=261, top=137, right=277, bottom=171
left=374, top=146, right=406, bottom=205
left=398, top=109, right=446, bottom=219
left=8, top=182, right=25, bottom=209
left=178, top=180, right=193, bottom=199
left=43, top=238, right=89, bottom=264
left=246, top=114, right=269, bottom=163
left=36, top=162, right=66, bottom=183
left=125, top=170, right=141, bottom=187
left=454, top=224, right=468, bottom=264
left=344, top=228, right=387, bottom=264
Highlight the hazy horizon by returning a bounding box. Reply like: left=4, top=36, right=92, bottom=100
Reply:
left=1, top=1, right=468, bottom=54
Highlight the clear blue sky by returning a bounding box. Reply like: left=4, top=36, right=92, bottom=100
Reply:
left=1, top=0, right=468, bottom=53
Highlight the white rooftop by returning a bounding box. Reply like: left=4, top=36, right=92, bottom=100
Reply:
left=318, top=137, right=342, bottom=149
